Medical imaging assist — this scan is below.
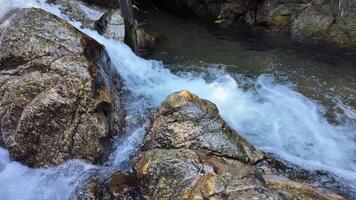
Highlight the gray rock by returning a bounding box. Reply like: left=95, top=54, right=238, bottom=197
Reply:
left=49, top=0, right=108, bottom=29
left=50, top=0, right=155, bottom=52
left=74, top=172, right=142, bottom=200
left=96, top=9, right=125, bottom=42
left=135, top=90, right=346, bottom=200
left=142, top=90, right=264, bottom=164
left=0, top=8, right=124, bottom=167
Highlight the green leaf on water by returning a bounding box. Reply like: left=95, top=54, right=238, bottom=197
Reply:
left=133, top=4, right=140, bottom=11
left=214, top=19, right=225, bottom=24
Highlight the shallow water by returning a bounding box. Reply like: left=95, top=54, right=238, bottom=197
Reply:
left=143, top=11, right=356, bottom=126
left=0, top=1, right=356, bottom=199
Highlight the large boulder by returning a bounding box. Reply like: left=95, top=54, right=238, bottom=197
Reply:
left=142, top=90, right=264, bottom=164
left=0, top=8, right=124, bottom=167
left=135, top=90, right=346, bottom=200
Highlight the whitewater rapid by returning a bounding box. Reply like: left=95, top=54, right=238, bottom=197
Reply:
left=0, top=0, right=355, bottom=199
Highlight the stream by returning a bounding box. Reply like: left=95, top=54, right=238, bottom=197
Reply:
left=0, top=1, right=355, bottom=199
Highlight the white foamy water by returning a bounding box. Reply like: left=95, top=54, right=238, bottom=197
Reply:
left=0, top=0, right=356, bottom=199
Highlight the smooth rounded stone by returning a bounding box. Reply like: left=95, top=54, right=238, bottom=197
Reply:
left=0, top=8, right=123, bottom=167
left=48, top=0, right=109, bottom=29
left=96, top=9, right=125, bottom=42
left=142, top=90, right=264, bottom=164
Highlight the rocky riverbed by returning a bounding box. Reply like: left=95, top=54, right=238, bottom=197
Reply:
left=0, top=0, right=355, bottom=200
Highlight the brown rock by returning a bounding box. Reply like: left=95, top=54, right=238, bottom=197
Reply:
left=48, top=0, right=108, bottom=29
left=142, top=90, right=264, bottom=164
left=0, top=8, right=123, bottom=167
left=75, top=172, right=143, bottom=200
left=264, top=175, right=345, bottom=200
left=134, top=90, right=346, bottom=200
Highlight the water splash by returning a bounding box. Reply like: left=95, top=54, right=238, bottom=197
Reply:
left=0, top=0, right=355, bottom=199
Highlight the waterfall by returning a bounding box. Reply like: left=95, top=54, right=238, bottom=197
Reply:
left=0, top=0, right=355, bottom=199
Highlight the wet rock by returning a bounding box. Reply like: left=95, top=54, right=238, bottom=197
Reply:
left=135, top=90, right=346, bottom=200
left=136, top=148, right=281, bottom=199
left=119, top=0, right=155, bottom=54
left=142, top=90, right=264, bottom=164
left=48, top=0, right=108, bottom=29
left=96, top=9, right=125, bottom=42
left=75, top=172, right=143, bottom=200
left=264, top=175, right=344, bottom=200
left=146, top=0, right=356, bottom=49
left=51, top=0, right=155, bottom=52
left=247, top=0, right=356, bottom=48
left=136, top=148, right=212, bottom=199
left=0, top=8, right=123, bottom=167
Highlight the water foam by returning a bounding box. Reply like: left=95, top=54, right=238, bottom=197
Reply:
left=0, top=0, right=355, bottom=199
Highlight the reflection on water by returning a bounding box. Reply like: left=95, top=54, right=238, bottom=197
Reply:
left=143, top=11, right=356, bottom=126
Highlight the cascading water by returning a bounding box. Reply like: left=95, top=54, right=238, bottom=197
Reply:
left=0, top=0, right=355, bottom=199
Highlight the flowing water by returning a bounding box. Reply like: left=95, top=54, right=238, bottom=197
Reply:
left=0, top=1, right=356, bottom=199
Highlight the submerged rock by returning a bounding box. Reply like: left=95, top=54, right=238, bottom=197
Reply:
left=135, top=90, right=346, bottom=200
left=0, top=8, right=123, bottom=167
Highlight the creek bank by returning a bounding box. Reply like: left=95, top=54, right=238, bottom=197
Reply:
left=140, top=0, right=356, bottom=50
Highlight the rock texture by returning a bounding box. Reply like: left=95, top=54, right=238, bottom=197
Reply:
left=135, top=90, right=345, bottom=200
left=96, top=9, right=126, bottom=42
left=119, top=0, right=155, bottom=54
left=146, top=0, right=356, bottom=49
left=0, top=8, right=123, bottom=167
left=142, top=90, right=263, bottom=164
left=246, top=0, right=356, bottom=48
left=50, top=0, right=155, bottom=53
left=75, top=172, right=143, bottom=200
left=48, top=0, right=108, bottom=29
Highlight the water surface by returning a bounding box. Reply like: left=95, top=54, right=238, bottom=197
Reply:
left=0, top=2, right=355, bottom=199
